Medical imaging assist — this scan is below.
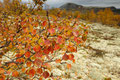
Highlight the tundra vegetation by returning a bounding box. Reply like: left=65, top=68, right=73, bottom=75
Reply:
left=0, top=0, right=89, bottom=79
left=48, top=8, right=120, bottom=27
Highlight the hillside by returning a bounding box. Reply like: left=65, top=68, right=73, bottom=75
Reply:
left=60, top=3, right=120, bottom=14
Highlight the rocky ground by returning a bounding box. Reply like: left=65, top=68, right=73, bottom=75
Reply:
left=50, top=22, right=120, bottom=80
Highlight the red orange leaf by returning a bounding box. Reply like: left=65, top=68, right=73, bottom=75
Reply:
left=43, top=71, right=49, bottom=79
left=62, top=54, right=69, bottom=60
left=43, top=48, right=49, bottom=55
left=48, top=28, right=55, bottom=34
left=56, top=36, right=65, bottom=44
left=16, top=58, right=25, bottom=63
left=25, top=51, right=31, bottom=58
left=12, top=71, right=19, bottom=77
left=39, top=77, right=43, bottom=80
left=16, top=53, right=22, bottom=57
left=37, top=68, right=43, bottom=74
left=34, top=59, right=42, bottom=66
left=29, top=69, right=36, bottom=76
left=47, top=46, right=54, bottom=53
left=32, top=29, right=36, bottom=35
left=35, top=52, right=43, bottom=57
left=54, top=44, right=60, bottom=51
left=73, top=31, right=79, bottom=37
left=33, top=45, right=41, bottom=52
left=42, top=21, right=47, bottom=26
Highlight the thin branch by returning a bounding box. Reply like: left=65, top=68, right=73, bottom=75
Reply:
left=46, top=10, right=51, bottom=28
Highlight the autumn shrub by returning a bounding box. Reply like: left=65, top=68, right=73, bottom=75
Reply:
left=50, top=8, right=120, bottom=27
left=0, top=0, right=89, bottom=80
left=81, top=8, right=120, bottom=27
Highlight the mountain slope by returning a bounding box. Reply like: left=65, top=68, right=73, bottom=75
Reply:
left=60, top=3, right=120, bottom=14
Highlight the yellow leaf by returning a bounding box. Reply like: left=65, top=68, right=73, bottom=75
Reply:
left=38, top=38, right=43, bottom=44
left=9, top=43, right=13, bottom=48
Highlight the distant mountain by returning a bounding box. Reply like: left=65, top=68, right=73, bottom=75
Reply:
left=60, top=3, right=120, bottom=14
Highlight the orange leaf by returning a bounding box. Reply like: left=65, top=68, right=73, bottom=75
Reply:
left=32, top=29, right=36, bottom=35
left=25, top=51, right=31, bottom=58
left=12, top=71, right=19, bottom=77
left=55, top=59, right=61, bottom=63
left=21, top=68, right=26, bottom=72
left=72, top=59, right=75, bottom=63
left=0, top=68, right=5, bottom=74
left=37, top=68, right=43, bottom=74
left=26, top=61, right=32, bottom=67
left=39, top=77, right=43, bottom=80
left=67, top=64, right=71, bottom=69
left=0, top=74, right=5, bottom=80
left=29, top=18, right=32, bottom=22
left=68, top=54, right=74, bottom=60
left=43, top=71, right=49, bottom=79
left=67, top=46, right=76, bottom=52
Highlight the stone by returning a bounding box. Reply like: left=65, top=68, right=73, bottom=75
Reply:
left=113, top=57, right=120, bottom=63
left=70, top=73, right=76, bottom=78
left=52, top=69, right=64, bottom=76
left=89, top=69, right=104, bottom=80
left=90, top=63, right=101, bottom=68
left=96, top=58, right=104, bottom=64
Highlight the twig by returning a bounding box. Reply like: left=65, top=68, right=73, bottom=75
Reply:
left=46, top=10, right=51, bottom=28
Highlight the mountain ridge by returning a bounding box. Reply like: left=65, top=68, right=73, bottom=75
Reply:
left=59, top=3, right=120, bottom=14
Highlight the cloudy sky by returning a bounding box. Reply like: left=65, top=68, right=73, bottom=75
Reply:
left=23, top=0, right=120, bottom=8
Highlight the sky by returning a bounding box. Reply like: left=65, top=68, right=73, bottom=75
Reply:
left=46, top=0, right=120, bottom=8
left=1, top=0, right=120, bottom=8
